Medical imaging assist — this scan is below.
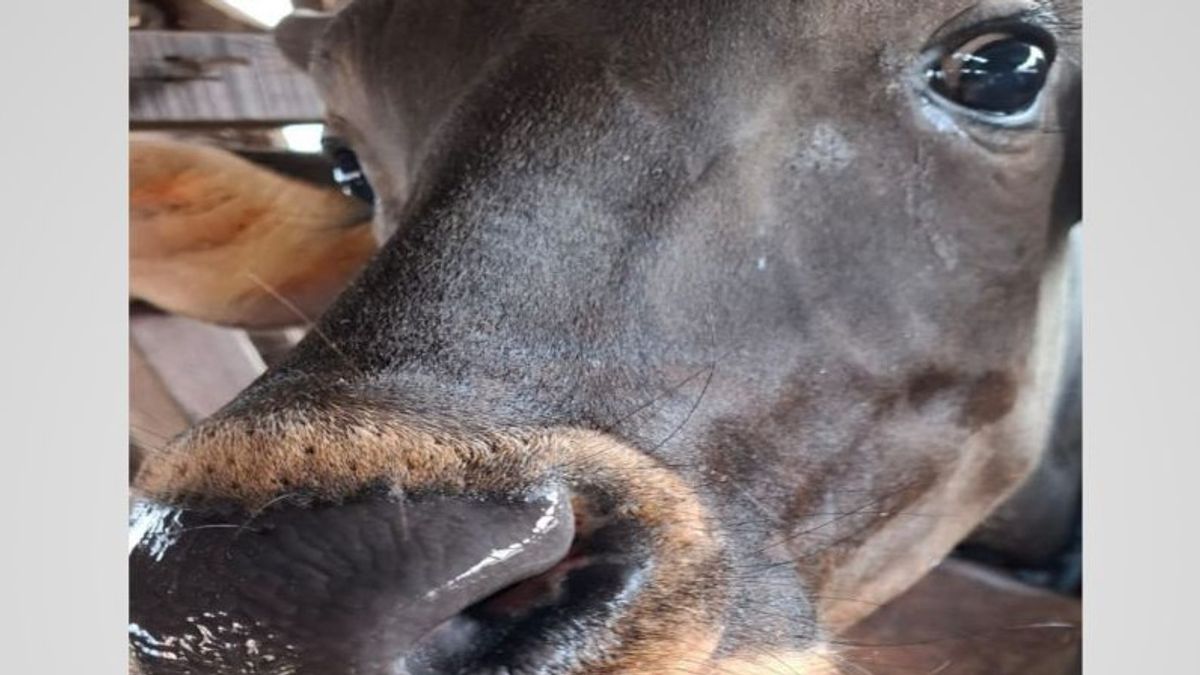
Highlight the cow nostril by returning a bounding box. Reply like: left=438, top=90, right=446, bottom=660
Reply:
left=403, top=498, right=650, bottom=675
left=129, top=487, right=577, bottom=674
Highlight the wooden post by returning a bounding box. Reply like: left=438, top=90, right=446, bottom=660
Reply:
left=130, top=31, right=324, bottom=128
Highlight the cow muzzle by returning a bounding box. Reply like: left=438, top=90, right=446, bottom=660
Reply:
left=130, top=414, right=726, bottom=674
left=134, top=487, right=603, bottom=673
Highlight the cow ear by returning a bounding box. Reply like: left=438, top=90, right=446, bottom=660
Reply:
left=275, top=10, right=335, bottom=72
left=130, top=134, right=378, bottom=329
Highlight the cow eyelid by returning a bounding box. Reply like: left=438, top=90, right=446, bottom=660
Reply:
left=925, top=2, right=1071, bottom=46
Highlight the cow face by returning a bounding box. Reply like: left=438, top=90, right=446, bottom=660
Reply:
left=130, top=0, right=1082, bottom=673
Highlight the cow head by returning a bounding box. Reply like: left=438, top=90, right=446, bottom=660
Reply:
left=130, top=0, right=1081, bottom=673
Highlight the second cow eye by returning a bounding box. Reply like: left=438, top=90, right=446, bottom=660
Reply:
left=926, top=29, right=1054, bottom=116
left=323, top=138, right=376, bottom=204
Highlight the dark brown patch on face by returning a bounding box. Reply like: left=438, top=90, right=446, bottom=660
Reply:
left=701, top=374, right=811, bottom=490
left=905, top=367, right=1019, bottom=429
left=782, top=460, right=941, bottom=592
left=906, top=367, right=957, bottom=409
left=961, top=371, right=1018, bottom=428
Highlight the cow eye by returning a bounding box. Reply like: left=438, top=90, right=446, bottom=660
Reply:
left=925, top=28, right=1055, bottom=116
left=322, top=137, right=375, bottom=204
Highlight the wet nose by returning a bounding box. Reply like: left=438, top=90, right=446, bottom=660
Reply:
left=129, top=487, right=573, bottom=674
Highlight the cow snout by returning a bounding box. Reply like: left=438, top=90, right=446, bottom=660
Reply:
left=132, top=413, right=731, bottom=674
left=129, top=489, right=583, bottom=674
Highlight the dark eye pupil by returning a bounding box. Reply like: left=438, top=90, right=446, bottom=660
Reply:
left=325, top=143, right=375, bottom=204
left=929, top=35, right=1051, bottom=115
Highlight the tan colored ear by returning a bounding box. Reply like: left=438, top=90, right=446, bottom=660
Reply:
left=274, top=9, right=335, bottom=72
left=130, top=133, right=377, bottom=329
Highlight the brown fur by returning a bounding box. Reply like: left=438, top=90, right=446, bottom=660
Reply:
left=130, top=134, right=378, bottom=328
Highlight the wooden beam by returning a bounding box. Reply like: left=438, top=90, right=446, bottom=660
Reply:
left=131, top=31, right=324, bottom=128
left=838, top=559, right=1080, bottom=675
left=292, top=0, right=349, bottom=10
left=132, top=1, right=264, bottom=32
left=129, top=335, right=191, bottom=477
left=130, top=312, right=267, bottom=422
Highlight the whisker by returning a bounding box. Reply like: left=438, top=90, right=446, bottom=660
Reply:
left=230, top=491, right=308, bottom=543
left=245, top=271, right=364, bottom=376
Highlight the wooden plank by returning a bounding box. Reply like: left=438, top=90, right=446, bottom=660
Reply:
left=129, top=316, right=303, bottom=477
left=292, top=0, right=351, bottom=10
left=130, top=312, right=267, bottom=422
left=129, top=337, right=191, bottom=448
left=131, top=31, right=324, bottom=128
left=839, top=559, right=1081, bottom=675
left=130, top=337, right=192, bottom=479
left=132, top=1, right=263, bottom=32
